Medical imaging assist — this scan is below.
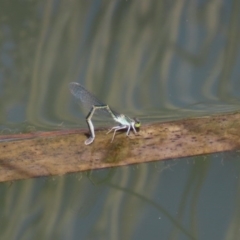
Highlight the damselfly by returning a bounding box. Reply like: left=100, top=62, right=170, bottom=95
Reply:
left=69, top=82, right=140, bottom=145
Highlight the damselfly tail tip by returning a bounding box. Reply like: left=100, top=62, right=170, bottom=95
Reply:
left=85, top=137, right=95, bottom=145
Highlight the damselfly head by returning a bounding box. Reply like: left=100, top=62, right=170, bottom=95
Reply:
left=133, top=118, right=141, bottom=128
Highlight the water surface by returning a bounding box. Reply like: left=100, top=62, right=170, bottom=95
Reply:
left=1, top=1, right=240, bottom=239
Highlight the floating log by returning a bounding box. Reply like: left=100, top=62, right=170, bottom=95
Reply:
left=0, top=112, right=240, bottom=182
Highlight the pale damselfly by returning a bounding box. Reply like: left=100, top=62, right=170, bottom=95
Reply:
left=69, top=82, right=140, bottom=145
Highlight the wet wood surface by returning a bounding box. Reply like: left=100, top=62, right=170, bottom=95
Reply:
left=1, top=112, right=240, bottom=183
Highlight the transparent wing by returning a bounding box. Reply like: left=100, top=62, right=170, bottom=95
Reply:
left=69, top=82, right=119, bottom=117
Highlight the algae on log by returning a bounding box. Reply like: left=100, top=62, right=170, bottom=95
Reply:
left=0, top=112, right=240, bottom=183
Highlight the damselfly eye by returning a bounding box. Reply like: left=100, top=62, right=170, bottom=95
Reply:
left=133, top=118, right=141, bottom=128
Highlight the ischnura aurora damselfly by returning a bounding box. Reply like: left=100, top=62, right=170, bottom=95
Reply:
left=69, top=82, right=140, bottom=145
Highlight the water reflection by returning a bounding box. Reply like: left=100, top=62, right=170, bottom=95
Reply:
left=1, top=0, right=240, bottom=239
left=1, top=152, right=240, bottom=239
left=0, top=0, right=240, bottom=129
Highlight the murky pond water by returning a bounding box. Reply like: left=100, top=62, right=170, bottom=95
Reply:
left=1, top=1, right=240, bottom=239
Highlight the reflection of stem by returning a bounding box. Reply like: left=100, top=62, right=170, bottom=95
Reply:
left=108, top=182, right=197, bottom=240
left=169, top=158, right=209, bottom=240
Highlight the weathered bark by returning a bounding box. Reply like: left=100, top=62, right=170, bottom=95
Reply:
left=0, top=112, right=240, bottom=183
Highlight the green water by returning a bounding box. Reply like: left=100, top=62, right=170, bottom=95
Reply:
left=1, top=1, right=240, bottom=239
